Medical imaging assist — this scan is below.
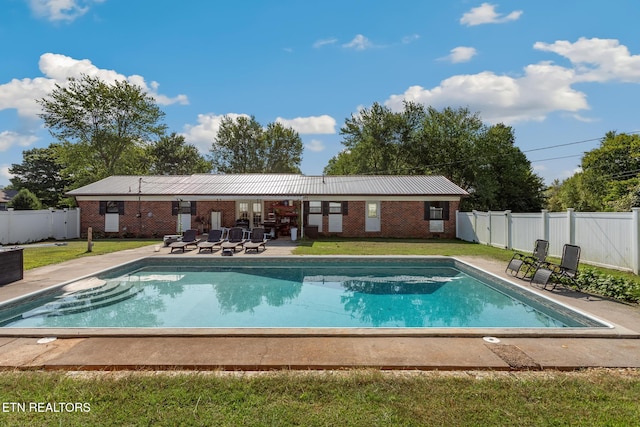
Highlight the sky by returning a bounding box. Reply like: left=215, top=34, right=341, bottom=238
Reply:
left=1, top=0, right=640, bottom=188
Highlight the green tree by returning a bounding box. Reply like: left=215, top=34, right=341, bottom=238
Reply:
left=211, top=116, right=303, bottom=173
left=326, top=102, right=545, bottom=211
left=8, top=144, right=72, bottom=208
left=148, top=133, right=212, bottom=175
left=9, top=188, right=42, bottom=210
left=468, top=124, right=545, bottom=211
left=548, top=132, right=640, bottom=211
left=38, top=74, right=167, bottom=186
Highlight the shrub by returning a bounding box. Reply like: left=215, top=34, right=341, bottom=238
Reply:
left=574, top=267, right=640, bottom=303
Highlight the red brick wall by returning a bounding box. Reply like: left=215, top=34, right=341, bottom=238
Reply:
left=315, top=200, right=459, bottom=239
left=78, top=199, right=460, bottom=239
left=77, top=200, right=237, bottom=237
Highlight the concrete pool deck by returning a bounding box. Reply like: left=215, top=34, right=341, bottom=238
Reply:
left=0, top=241, right=639, bottom=371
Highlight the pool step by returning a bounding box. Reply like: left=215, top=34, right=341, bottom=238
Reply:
left=21, top=281, right=142, bottom=319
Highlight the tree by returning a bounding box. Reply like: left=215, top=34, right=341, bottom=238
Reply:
left=326, top=101, right=545, bottom=211
left=9, top=188, right=42, bottom=210
left=38, top=74, right=167, bottom=186
left=8, top=144, right=73, bottom=208
left=547, top=132, right=640, bottom=211
left=210, top=116, right=303, bottom=173
left=148, top=133, right=212, bottom=175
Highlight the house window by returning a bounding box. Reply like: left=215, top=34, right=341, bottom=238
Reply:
left=252, top=202, right=262, bottom=225
left=430, top=206, right=443, bottom=220
left=106, top=201, right=120, bottom=214
left=367, top=202, right=378, bottom=218
left=329, top=202, right=342, bottom=214
left=178, top=201, right=192, bottom=214
left=424, top=201, right=449, bottom=221
left=100, top=201, right=124, bottom=215
left=308, top=201, right=322, bottom=214
left=238, top=202, right=249, bottom=220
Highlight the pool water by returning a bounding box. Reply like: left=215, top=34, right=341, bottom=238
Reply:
left=0, top=257, right=605, bottom=328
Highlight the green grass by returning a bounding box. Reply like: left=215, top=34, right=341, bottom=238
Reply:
left=294, top=237, right=514, bottom=260
left=21, top=240, right=157, bottom=270
left=0, top=370, right=639, bottom=426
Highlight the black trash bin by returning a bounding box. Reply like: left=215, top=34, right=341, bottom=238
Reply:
left=0, top=248, right=24, bottom=286
left=304, top=225, right=319, bottom=239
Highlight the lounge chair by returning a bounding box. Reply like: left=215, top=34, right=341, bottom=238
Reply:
left=505, top=239, right=549, bottom=279
left=244, top=228, right=267, bottom=253
left=169, top=229, right=200, bottom=253
left=531, top=244, right=581, bottom=290
left=220, top=227, right=246, bottom=254
left=197, top=229, right=224, bottom=253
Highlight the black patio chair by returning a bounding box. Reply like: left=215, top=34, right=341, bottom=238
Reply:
left=505, top=239, right=549, bottom=279
left=531, top=244, right=581, bottom=290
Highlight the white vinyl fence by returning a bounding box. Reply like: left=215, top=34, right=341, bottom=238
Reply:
left=457, top=208, right=640, bottom=274
left=0, top=208, right=81, bottom=245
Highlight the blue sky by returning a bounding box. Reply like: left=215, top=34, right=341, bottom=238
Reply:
left=1, top=1, right=640, bottom=188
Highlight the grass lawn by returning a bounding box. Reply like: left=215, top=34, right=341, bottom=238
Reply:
left=1, top=370, right=639, bottom=426
left=21, top=240, right=157, bottom=270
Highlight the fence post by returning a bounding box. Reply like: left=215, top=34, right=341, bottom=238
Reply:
left=7, top=208, right=13, bottom=245
left=632, top=208, right=640, bottom=275
left=48, top=207, right=54, bottom=239
left=541, top=209, right=549, bottom=242
left=472, top=210, right=478, bottom=243
left=505, top=210, right=512, bottom=249
left=487, top=210, right=492, bottom=246
left=567, top=208, right=575, bottom=245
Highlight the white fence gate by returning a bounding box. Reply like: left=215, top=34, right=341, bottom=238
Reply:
left=0, top=208, right=81, bottom=245
left=457, top=208, right=640, bottom=274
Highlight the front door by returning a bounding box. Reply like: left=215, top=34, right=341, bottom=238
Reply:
left=365, top=201, right=380, bottom=232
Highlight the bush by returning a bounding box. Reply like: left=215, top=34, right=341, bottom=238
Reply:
left=574, top=267, right=640, bottom=303
left=9, top=188, right=42, bottom=210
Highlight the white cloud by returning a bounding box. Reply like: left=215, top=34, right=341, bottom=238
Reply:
left=385, top=63, right=587, bottom=124
left=343, top=34, right=372, bottom=50
left=534, top=37, right=640, bottom=83
left=460, top=3, right=523, bottom=26
left=0, top=131, right=38, bottom=152
left=313, top=38, right=338, bottom=48
left=0, top=52, right=188, bottom=152
left=444, top=46, right=477, bottom=63
left=28, top=0, right=105, bottom=23
left=385, top=37, right=640, bottom=125
left=0, top=165, right=12, bottom=181
left=402, top=34, right=420, bottom=44
left=275, top=115, right=336, bottom=134
left=305, top=139, right=326, bottom=152
left=182, top=113, right=249, bottom=153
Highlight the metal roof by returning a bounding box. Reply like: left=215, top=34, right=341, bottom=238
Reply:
left=67, top=174, right=469, bottom=197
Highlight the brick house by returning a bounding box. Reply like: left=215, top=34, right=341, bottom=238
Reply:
left=67, top=174, right=468, bottom=239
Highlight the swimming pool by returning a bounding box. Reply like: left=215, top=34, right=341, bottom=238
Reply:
left=0, top=257, right=608, bottom=331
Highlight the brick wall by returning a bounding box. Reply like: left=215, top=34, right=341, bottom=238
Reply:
left=77, top=200, right=237, bottom=237
left=315, top=200, right=459, bottom=239
left=78, top=199, right=460, bottom=239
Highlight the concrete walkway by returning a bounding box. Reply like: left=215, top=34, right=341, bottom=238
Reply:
left=1, top=242, right=639, bottom=371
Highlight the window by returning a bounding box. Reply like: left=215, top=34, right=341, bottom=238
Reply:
left=252, top=202, right=262, bottom=225
left=424, top=201, right=449, bottom=221
left=100, top=201, right=124, bottom=215
left=106, top=201, right=120, bottom=214
left=308, top=201, right=322, bottom=214
left=430, top=206, right=443, bottom=220
left=178, top=201, right=192, bottom=214
left=238, top=202, right=249, bottom=220
left=329, top=202, right=342, bottom=214
left=367, top=202, right=378, bottom=218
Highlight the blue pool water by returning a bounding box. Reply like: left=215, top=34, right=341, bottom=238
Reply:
left=0, top=257, right=605, bottom=328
